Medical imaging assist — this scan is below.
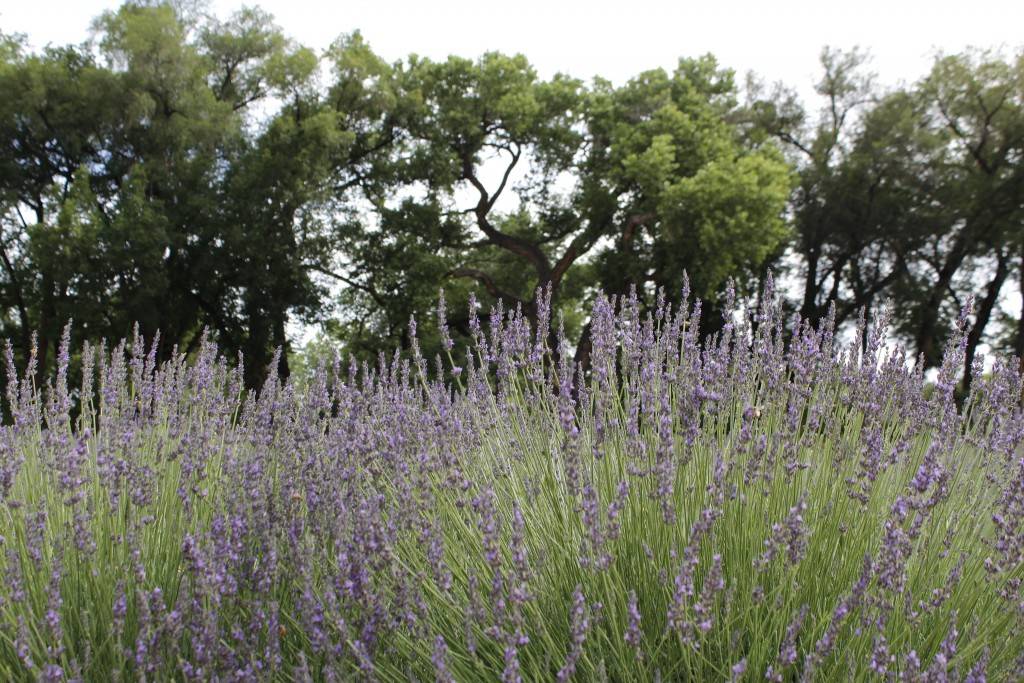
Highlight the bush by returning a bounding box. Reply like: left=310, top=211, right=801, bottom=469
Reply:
left=0, top=282, right=1022, bottom=681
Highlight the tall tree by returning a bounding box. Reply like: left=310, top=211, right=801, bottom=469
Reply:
left=327, top=50, right=791, bottom=363
left=583, top=57, right=792, bottom=310
left=752, top=48, right=930, bottom=332
left=756, top=46, right=1023, bottom=391
left=0, top=38, right=130, bottom=379
left=0, top=2, right=341, bottom=386
left=901, top=50, right=1024, bottom=391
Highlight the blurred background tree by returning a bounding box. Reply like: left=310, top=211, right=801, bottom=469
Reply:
left=755, top=47, right=1023, bottom=388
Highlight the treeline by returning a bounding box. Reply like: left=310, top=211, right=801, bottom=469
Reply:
left=1, top=1, right=1021, bottom=390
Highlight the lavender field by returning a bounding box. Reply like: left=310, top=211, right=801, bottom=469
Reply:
left=1, top=281, right=1023, bottom=681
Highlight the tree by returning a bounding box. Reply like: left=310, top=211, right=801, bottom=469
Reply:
left=900, top=50, right=1024, bottom=391
left=0, top=38, right=130, bottom=379
left=7, top=3, right=1018, bottom=395
left=753, top=48, right=928, bottom=333
left=326, top=49, right=792, bottom=365
left=582, top=57, right=791, bottom=312
left=756, top=47, right=1023, bottom=391
left=0, top=2, right=340, bottom=386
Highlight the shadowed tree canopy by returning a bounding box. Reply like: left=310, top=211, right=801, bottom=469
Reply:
left=0, top=3, right=382, bottom=386
left=902, top=50, right=1024, bottom=391
left=756, top=47, right=1024, bottom=390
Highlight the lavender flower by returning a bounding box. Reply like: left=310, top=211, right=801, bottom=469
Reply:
left=557, top=586, right=590, bottom=681
left=756, top=496, right=809, bottom=569
left=624, top=590, right=643, bottom=656
left=431, top=635, right=454, bottom=683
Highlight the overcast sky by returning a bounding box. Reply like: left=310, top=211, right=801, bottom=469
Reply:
left=3, top=0, right=1022, bottom=104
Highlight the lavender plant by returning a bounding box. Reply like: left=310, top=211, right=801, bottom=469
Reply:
left=0, top=280, right=1022, bottom=681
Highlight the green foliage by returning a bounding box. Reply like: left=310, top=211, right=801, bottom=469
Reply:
left=328, top=49, right=792, bottom=361
left=584, top=58, right=792, bottom=314
left=0, top=2, right=353, bottom=386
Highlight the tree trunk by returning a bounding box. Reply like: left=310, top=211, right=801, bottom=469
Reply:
left=572, top=322, right=593, bottom=383
left=0, top=241, right=33, bottom=358
left=963, top=250, right=1010, bottom=397
left=273, top=312, right=291, bottom=381
left=801, top=248, right=821, bottom=324
left=243, top=307, right=271, bottom=391
left=1016, top=247, right=1024, bottom=375
left=35, top=273, right=56, bottom=387
left=915, top=233, right=971, bottom=368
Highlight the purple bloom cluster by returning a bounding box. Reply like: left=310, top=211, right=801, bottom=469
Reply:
left=0, top=286, right=1021, bottom=680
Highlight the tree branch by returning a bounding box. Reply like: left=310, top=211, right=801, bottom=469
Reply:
left=776, top=131, right=816, bottom=159
left=620, top=212, right=656, bottom=248
left=487, top=142, right=521, bottom=212
left=447, top=267, right=521, bottom=304
left=936, top=100, right=994, bottom=175
left=305, top=263, right=389, bottom=310
left=461, top=152, right=552, bottom=280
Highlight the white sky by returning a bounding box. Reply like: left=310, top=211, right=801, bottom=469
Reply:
left=3, top=0, right=1023, bottom=103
